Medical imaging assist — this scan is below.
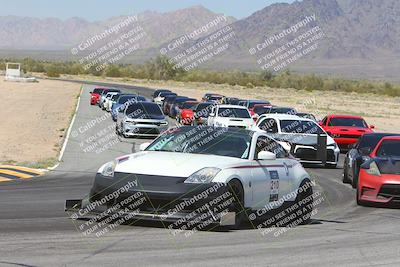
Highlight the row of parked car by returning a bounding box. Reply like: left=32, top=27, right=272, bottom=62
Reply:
left=89, top=87, right=400, bottom=207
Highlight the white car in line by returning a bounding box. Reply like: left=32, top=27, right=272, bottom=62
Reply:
left=104, top=92, right=120, bottom=112
left=253, top=114, right=340, bottom=168
left=66, top=126, right=314, bottom=229
left=207, top=105, right=254, bottom=129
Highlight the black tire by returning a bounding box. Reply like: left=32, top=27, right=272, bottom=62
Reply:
left=294, top=180, right=313, bottom=225
left=343, top=165, right=350, bottom=183
left=227, top=180, right=246, bottom=230
left=352, top=165, right=359, bottom=189
left=356, top=185, right=363, bottom=206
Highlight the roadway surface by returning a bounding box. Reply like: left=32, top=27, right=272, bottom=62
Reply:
left=0, top=82, right=399, bottom=267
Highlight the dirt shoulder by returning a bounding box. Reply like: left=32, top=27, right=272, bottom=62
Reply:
left=0, top=78, right=81, bottom=167
left=59, top=74, right=400, bottom=133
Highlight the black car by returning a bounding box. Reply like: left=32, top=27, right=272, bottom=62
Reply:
left=267, top=107, right=297, bottom=115
left=163, top=95, right=186, bottom=115
left=343, top=133, right=400, bottom=188
left=169, top=97, right=196, bottom=118
left=192, top=102, right=215, bottom=125
left=152, top=89, right=171, bottom=99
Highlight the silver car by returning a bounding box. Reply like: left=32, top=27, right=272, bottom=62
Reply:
left=116, top=102, right=168, bottom=138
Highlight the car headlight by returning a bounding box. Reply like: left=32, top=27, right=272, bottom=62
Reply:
left=328, top=143, right=338, bottom=150
left=366, top=161, right=381, bottom=176
left=184, top=167, right=221, bottom=184
left=101, top=161, right=116, bottom=177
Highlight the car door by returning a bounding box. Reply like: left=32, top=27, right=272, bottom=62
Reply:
left=251, top=135, right=290, bottom=209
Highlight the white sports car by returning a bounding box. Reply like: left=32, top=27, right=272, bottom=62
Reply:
left=207, top=105, right=254, bottom=129
left=66, top=126, right=313, bottom=229
left=254, top=114, right=340, bottom=168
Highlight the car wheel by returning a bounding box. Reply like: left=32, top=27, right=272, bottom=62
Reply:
left=352, top=166, right=359, bottom=189
left=294, top=180, right=313, bottom=225
left=343, top=165, right=350, bottom=183
left=356, top=185, right=364, bottom=206
left=227, top=179, right=246, bottom=230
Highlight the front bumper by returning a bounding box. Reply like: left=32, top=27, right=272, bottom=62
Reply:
left=294, top=146, right=339, bottom=165
left=334, top=137, right=360, bottom=150
left=359, top=171, right=400, bottom=205
left=66, top=173, right=236, bottom=226
left=122, top=121, right=168, bottom=137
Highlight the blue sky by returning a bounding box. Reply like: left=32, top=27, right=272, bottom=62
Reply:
left=1, top=0, right=296, bottom=20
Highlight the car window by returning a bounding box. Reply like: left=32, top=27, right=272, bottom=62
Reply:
left=217, top=108, right=250, bottom=118
left=258, top=118, right=278, bottom=133
left=376, top=140, right=400, bottom=157
left=254, top=136, right=287, bottom=159
left=329, top=117, right=367, bottom=127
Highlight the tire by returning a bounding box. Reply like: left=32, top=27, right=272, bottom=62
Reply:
left=343, top=165, right=350, bottom=183
left=352, top=165, right=359, bottom=189
left=356, top=185, right=363, bottom=206
left=294, top=180, right=313, bottom=225
left=227, top=180, right=246, bottom=230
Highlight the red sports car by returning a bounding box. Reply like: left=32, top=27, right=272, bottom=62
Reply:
left=357, top=136, right=400, bottom=206
left=90, top=88, right=105, bottom=105
left=320, top=115, right=374, bottom=150
left=177, top=101, right=199, bottom=125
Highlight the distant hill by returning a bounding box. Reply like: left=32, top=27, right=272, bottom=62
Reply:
left=0, top=0, right=399, bottom=81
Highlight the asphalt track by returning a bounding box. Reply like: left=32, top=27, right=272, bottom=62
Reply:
left=0, top=82, right=399, bottom=267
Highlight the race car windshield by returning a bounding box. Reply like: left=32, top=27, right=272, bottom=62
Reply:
left=160, top=92, right=177, bottom=97
left=218, top=108, right=251, bottom=118
left=254, top=106, right=271, bottom=115
left=270, top=108, right=297, bottom=114
left=93, top=88, right=104, bottom=94
left=329, top=118, right=367, bottom=127
left=111, top=94, right=119, bottom=100
left=248, top=101, right=270, bottom=109
left=181, top=102, right=198, bottom=109
left=209, top=96, right=222, bottom=101
left=376, top=140, right=400, bottom=157
left=147, top=127, right=252, bottom=159
left=118, top=96, right=136, bottom=104
left=281, top=120, right=325, bottom=134
left=126, top=103, right=164, bottom=119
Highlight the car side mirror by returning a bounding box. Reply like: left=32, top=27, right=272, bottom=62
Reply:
left=209, top=113, right=215, bottom=117
left=139, top=142, right=151, bottom=151
left=370, top=125, right=375, bottom=129
left=360, top=161, right=370, bottom=170
left=89, top=91, right=93, bottom=94
left=257, top=151, right=276, bottom=160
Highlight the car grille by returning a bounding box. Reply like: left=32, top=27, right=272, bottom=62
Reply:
left=135, top=128, right=160, bottom=134
left=378, top=184, right=400, bottom=200
left=295, top=147, right=335, bottom=162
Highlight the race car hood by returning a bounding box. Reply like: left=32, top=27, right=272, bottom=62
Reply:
left=270, top=133, right=336, bottom=146
left=112, top=151, right=246, bottom=177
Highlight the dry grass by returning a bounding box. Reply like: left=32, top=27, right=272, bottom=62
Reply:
left=0, top=78, right=81, bottom=166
